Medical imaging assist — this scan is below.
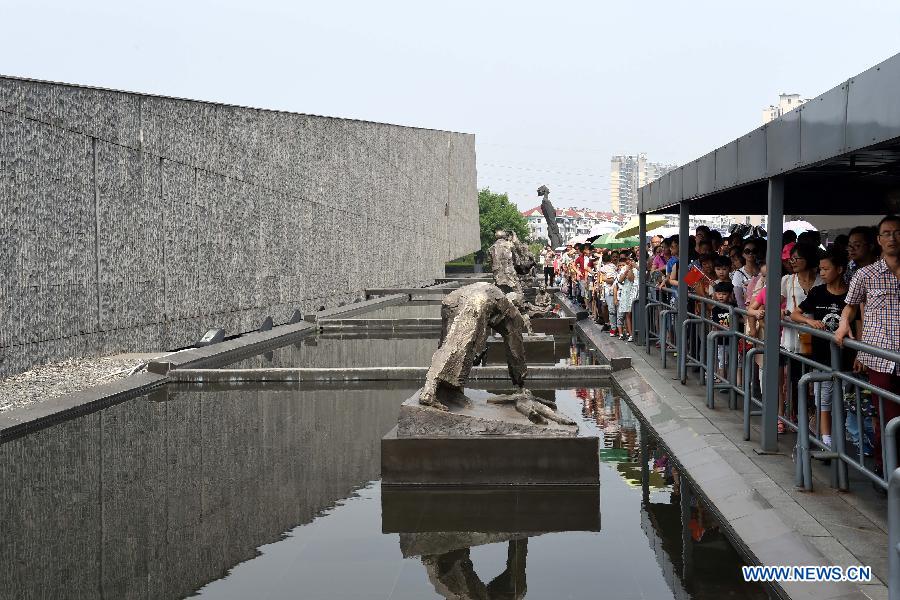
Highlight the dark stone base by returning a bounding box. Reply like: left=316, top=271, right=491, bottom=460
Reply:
left=381, top=485, right=601, bottom=534
left=484, top=333, right=555, bottom=364
left=531, top=317, right=575, bottom=336
left=381, top=426, right=600, bottom=485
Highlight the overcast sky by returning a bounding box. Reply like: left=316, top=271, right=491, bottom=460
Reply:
left=3, top=0, right=899, bottom=211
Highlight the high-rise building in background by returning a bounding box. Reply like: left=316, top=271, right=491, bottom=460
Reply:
left=610, top=153, right=675, bottom=215
left=762, top=93, right=806, bottom=124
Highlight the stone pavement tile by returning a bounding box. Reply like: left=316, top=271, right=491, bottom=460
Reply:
left=689, top=458, right=740, bottom=487
left=716, top=488, right=772, bottom=521
left=714, top=448, right=765, bottom=476
left=765, top=496, right=831, bottom=537
left=699, top=473, right=749, bottom=500
left=807, top=535, right=873, bottom=570
left=677, top=446, right=721, bottom=470
left=679, top=417, right=720, bottom=435
left=857, top=583, right=889, bottom=600
left=821, top=523, right=886, bottom=564
left=788, top=492, right=880, bottom=533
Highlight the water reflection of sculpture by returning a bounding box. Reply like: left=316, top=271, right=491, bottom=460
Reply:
left=421, top=539, right=528, bottom=600
left=419, top=282, right=575, bottom=426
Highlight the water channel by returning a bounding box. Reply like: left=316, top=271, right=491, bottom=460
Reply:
left=1, top=310, right=772, bottom=599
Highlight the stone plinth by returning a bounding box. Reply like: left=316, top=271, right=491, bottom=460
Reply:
left=485, top=333, right=555, bottom=364
left=383, top=389, right=598, bottom=486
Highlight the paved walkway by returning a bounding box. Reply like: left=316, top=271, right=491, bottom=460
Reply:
left=560, top=297, right=888, bottom=600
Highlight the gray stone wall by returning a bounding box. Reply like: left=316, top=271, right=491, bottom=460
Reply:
left=0, top=76, right=478, bottom=377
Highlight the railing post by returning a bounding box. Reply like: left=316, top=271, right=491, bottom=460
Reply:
left=761, top=177, right=784, bottom=453
left=677, top=202, right=689, bottom=367
left=830, top=343, right=849, bottom=491
left=728, top=306, right=738, bottom=410
left=744, top=347, right=763, bottom=440
left=637, top=213, right=647, bottom=344
left=886, top=418, right=900, bottom=600
left=889, top=468, right=900, bottom=600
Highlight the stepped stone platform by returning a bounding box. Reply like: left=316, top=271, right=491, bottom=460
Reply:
left=382, top=388, right=599, bottom=486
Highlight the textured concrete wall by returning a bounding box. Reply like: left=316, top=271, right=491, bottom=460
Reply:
left=0, top=76, right=479, bottom=377
left=0, top=385, right=413, bottom=599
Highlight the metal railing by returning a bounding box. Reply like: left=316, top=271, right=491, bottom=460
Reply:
left=886, top=417, right=900, bottom=600
left=638, top=281, right=900, bottom=495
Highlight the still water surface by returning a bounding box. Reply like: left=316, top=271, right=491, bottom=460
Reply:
left=1, top=380, right=769, bottom=599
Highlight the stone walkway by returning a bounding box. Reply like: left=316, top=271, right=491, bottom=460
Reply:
left=560, top=297, right=888, bottom=600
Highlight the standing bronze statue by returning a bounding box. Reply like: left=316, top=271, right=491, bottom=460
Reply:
left=487, top=230, right=521, bottom=294
left=419, top=282, right=574, bottom=426
left=537, top=185, right=562, bottom=248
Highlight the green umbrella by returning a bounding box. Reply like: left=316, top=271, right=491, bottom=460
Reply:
left=592, top=232, right=639, bottom=249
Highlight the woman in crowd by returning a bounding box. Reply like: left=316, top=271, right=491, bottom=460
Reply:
left=615, top=253, right=638, bottom=342
left=778, top=242, right=824, bottom=432
left=732, top=238, right=763, bottom=308
left=651, top=244, right=667, bottom=272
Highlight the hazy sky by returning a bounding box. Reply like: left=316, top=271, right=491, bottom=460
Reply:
left=3, top=0, right=899, bottom=210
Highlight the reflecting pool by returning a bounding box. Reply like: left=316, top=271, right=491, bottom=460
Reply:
left=1, top=382, right=770, bottom=599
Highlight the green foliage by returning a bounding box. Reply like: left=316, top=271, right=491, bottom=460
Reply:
left=446, top=253, right=475, bottom=266
left=478, top=187, right=529, bottom=254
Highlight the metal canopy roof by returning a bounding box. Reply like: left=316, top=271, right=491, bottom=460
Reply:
left=639, top=53, right=900, bottom=216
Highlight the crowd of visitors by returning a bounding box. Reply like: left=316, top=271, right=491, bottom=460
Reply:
left=542, top=243, right=640, bottom=342
left=538, top=214, right=899, bottom=481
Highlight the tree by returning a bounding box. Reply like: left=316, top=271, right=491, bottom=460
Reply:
left=478, top=187, right=529, bottom=256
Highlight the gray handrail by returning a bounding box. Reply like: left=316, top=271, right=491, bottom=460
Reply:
left=795, top=371, right=836, bottom=490
left=887, top=417, right=900, bottom=600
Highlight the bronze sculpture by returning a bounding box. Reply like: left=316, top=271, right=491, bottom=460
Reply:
left=419, top=282, right=574, bottom=426
left=487, top=230, right=521, bottom=294
left=537, top=185, right=562, bottom=248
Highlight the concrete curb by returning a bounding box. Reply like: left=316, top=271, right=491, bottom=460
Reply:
left=168, top=365, right=611, bottom=383
left=0, top=372, right=167, bottom=441
left=555, top=293, right=633, bottom=371
left=304, top=293, right=407, bottom=322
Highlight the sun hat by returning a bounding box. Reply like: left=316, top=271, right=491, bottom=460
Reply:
left=781, top=241, right=796, bottom=260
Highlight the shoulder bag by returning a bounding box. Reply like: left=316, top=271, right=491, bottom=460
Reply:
left=793, top=275, right=813, bottom=355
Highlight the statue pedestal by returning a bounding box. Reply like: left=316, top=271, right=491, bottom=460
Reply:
left=382, top=389, right=599, bottom=486
left=485, top=333, right=555, bottom=363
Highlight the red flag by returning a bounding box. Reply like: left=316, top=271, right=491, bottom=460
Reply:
left=683, top=265, right=704, bottom=287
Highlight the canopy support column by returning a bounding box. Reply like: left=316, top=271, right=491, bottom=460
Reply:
left=637, top=212, right=648, bottom=344
left=762, top=177, right=784, bottom=452
left=677, top=202, right=689, bottom=379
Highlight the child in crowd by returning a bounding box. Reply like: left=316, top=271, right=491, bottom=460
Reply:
left=712, top=256, right=732, bottom=298
left=711, top=281, right=736, bottom=383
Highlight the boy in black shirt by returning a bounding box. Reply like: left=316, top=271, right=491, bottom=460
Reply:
left=711, top=281, right=736, bottom=382
left=791, top=249, right=848, bottom=449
